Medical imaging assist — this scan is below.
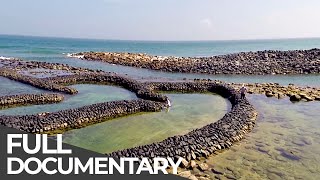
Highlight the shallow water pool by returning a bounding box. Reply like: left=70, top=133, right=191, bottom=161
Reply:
left=0, top=83, right=137, bottom=115
left=201, top=95, right=320, bottom=179
left=62, top=93, right=230, bottom=153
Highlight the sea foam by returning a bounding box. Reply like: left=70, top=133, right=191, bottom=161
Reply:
left=66, top=53, right=84, bottom=59
left=0, top=56, right=12, bottom=60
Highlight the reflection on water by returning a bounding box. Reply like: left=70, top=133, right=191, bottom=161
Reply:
left=0, top=84, right=137, bottom=115
left=201, top=95, right=320, bottom=179
left=62, top=93, right=230, bottom=153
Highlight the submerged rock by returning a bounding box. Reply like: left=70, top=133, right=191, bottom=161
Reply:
left=198, top=163, right=209, bottom=171
left=290, top=94, right=301, bottom=102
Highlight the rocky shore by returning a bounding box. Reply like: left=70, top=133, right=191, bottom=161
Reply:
left=230, top=82, right=320, bottom=102
left=71, top=48, right=320, bottom=75
left=0, top=93, right=64, bottom=108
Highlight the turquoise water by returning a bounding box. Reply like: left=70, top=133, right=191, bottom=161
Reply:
left=0, top=83, right=137, bottom=115
left=1, top=35, right=320, bottom=86
left=0, top=76, right=45, bottom=95
left=203, top=95, right=320, bottom=179
left=63, top=93, right=230, bottom=153
left=0, top=35, right=320, bottom=178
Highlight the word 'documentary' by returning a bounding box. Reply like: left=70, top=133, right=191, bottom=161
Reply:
left=6, top=134, right=182, bottom=175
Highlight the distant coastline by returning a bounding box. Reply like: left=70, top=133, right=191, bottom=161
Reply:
left=1, top=33, right=320, bottom=43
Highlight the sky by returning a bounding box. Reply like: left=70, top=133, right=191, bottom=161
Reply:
left=1, top=0, right=320, bottom=41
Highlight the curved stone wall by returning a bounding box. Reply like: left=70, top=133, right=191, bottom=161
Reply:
left=0, top=68, right=78, bottom=94
left=0, top=61, right=257, bottom=162
left=107, top=82, right=258, bottom=164
left=42, top=73, right=168, bottom=102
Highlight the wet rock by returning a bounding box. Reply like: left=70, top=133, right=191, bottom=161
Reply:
left=267, top=173, right=282, bottom=180
left=211, top=166, right=224, bottom=175
left=290, top=94, right=301, bottom=102
left=301, top=136, right=313, bottom=145
left=180, top=158, right=189, bottom=168
left=190, top=160, right=197, bottom=169
left=225, top=173, right=237, bottom=180
left=198, top=163, right=209, bottom=171
left=265, top=91, right=274, bottom=97
left=277, top=93, right=285, bottom=99
left=267, top=167, right=284, bottom=177
left=278, top=149, right=301, bottom=161
left=189, top=175, right=198, bottom=180
left=198, top=177, right=211, bottom=180
left=275, top=155, right=287, bottom=162
left=178, top=171, right=192, bottom=179
left=257, top=147, right=270, bottom=153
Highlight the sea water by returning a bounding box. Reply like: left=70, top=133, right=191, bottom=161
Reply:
left=1, top=35, right=320, bottom=86
left=0, top=34, right=320, bottom=178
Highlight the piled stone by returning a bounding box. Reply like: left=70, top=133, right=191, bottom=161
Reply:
left=72, top=48, right=320, bottom=75
left=0, top=58, right=96, bottom=74
left=0, top=93, right=64, bottom=107
left=230, top=82, right=320, bottom=102
left=0, top=68, right=78, bottom=94
left=43, top=73, right=168, bottom=102
left=107, top=82, right=258, bottom=166
left=0, top=99, right=166, bottom=133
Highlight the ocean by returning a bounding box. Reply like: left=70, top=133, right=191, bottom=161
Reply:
left=1, top=34, right=320, bottom=179
left=1, top=34, right=320, bottom=86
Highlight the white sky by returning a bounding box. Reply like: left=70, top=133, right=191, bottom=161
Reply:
left=0, top=0, right=320, bottom=40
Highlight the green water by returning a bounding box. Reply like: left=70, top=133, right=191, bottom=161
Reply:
left=0, top=84, right=137, bottom=115
left=62, top=93, right=230, bottom=153
left=1, top=77, right=320, bottom=179
left=201, top=95, right=320, bottom=179
left=0, top=76, right=45, bottom=95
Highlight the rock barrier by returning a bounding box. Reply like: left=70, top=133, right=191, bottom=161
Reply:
left=230, top=82, right=320, bottom=102
left=0, top=93, right=64, bottom=108
left=0, top=99, right=166, bottom=133
left=0, top=57, right=95, bottom=73
left=0, top=68, right=78, bottom=94
left=42, top=73, right=168, bottom=102
left=107, top=82, right=258, bottom=166
left=72, top=49, right=320, bottom=75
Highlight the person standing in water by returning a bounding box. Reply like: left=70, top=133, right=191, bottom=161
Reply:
left=240, top=84, right=247, bottom=99
left=167, top=99, right=172, bottom=107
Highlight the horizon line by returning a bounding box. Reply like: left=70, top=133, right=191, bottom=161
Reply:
left=1, top=33, right=320, bottom=43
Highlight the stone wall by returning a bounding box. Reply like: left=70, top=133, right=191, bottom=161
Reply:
left=0, top=99, right=166, bottom=133
left=0, top=93, right=64, bottom=108
left=107, top=82, right=258, bottom=166
left=0, top=68, right=78, bottom=94
left=72, top=49, right=320, bottom=75
left=0, top=62, right=258, bottom=162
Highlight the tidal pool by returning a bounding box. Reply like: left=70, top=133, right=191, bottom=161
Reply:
left=0, top=84, right=137, bottom=115
left=62, top=93, right=230, bottom=153
left=200, top=95, right=320, bottom=180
